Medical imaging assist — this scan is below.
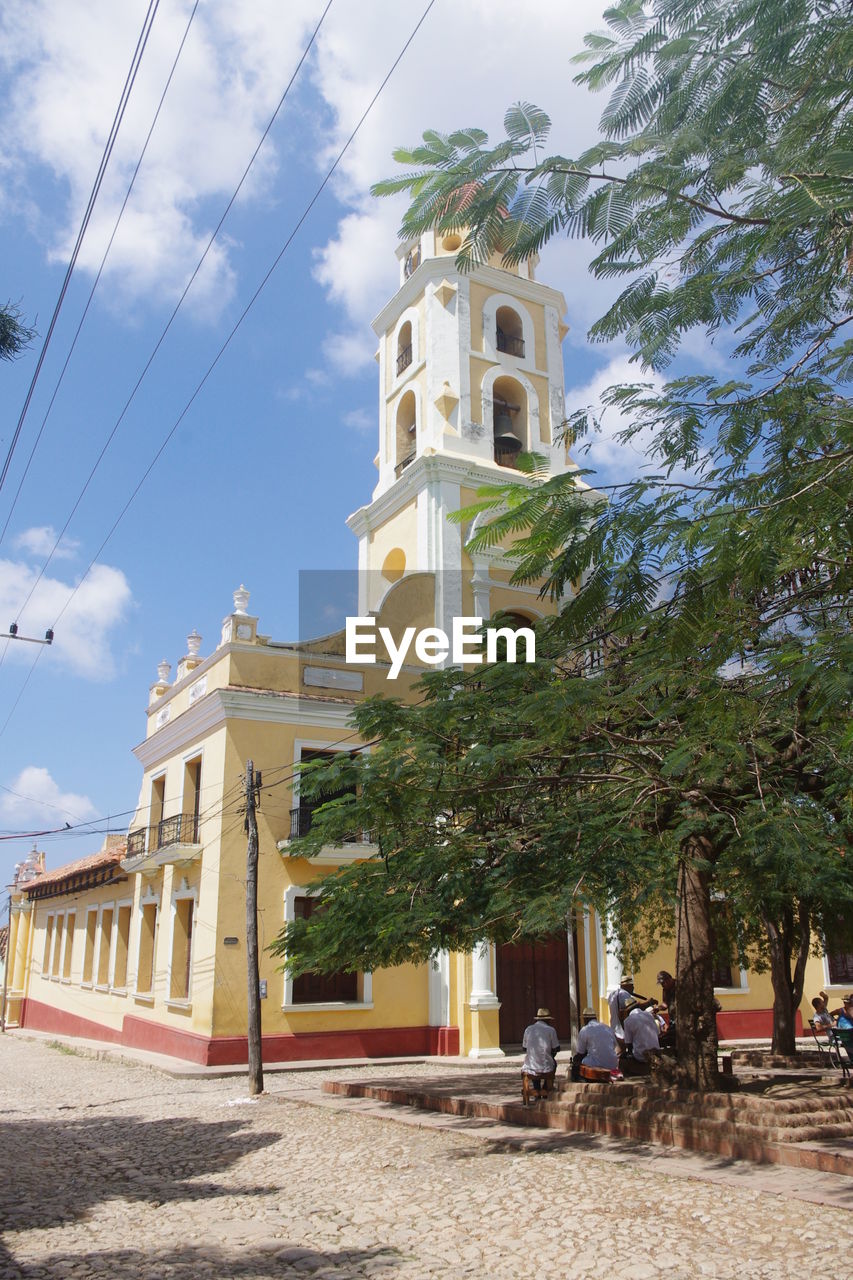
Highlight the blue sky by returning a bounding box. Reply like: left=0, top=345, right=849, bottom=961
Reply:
left=0, top=0, right=694, bottom=885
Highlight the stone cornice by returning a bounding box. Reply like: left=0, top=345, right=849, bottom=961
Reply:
left=346, top=452, right=552, bottom=537
left=133, top=688, right=360, bottom=770
left=372, top=258, right=567, bottom=336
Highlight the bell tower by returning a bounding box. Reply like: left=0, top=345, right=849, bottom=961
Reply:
left=347, top=226, right=576, bottom=625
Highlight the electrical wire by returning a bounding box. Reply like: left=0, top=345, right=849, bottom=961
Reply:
left=0, top=0, right=161, bottom=500
left=0, top=0, right=438, bottom=744
left=5, top=0, right=335, bottom=638
left=0, top=0, right=202, bottom=562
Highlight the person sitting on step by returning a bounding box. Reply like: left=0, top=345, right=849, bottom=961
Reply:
left=620, top=999, right=661, bottom=1077
left=521, top=1007, right=560, bottom=1105
left=571, top=1007, right=620, bottom=1082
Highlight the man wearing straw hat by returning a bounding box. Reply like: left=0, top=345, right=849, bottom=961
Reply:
left=571, top=1007, right=620, bottom=1081
left=521, top=1007, right=560, bottom=1105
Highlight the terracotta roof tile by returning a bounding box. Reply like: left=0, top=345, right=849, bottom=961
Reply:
left=23, top=843, right=126, bottom=893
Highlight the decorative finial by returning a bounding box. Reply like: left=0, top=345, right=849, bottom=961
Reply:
left=186, top=629, right=202, bottom=658
left=233, top=585, right=250, bottom=615
left=157, top=659, right=172, bottom=683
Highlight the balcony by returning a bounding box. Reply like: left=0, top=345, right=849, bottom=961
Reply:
left=121, top=812, right=202, bottom=873
left=281, top=806, right=376, bottom=864
left=396, top=343, right=412, bottom=376
left=157, top=812, right=199, bottom=848
left=126, top=828, right=146, bottom=858
left=289, top=806, right=372, bottom=843
left=395, top=450, right=416, bottom=479
left=496, top=327, right=525, bottom=358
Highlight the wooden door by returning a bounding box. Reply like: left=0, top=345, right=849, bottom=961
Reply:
left=496, top=932, right=572, bottom=1046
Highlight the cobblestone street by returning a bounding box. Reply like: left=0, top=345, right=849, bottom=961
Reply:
left=1, top=1036, right=851, bottom=1279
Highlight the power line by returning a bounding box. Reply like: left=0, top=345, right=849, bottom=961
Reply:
left=0, top=0, right=161, bottom=501
left=0, top=0, right=438, bottom=743
left=48, top=0, right=437, bottom=634
left=0, top=0, right=202, bottom=560
left=5, top=0, right=335, bottom=637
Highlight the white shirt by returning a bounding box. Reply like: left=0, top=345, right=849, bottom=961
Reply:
left=622, top=1007, right=660, bottom=1062
left=575, top=1019, right=619, bottom=1071
left=522, top=1020, right=560, bottom=1074
left=608, top=987, right=633, bottom=1038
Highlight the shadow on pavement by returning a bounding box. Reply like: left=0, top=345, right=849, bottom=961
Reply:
left=0, top=1240, right=400, bottom=1279
left=0, top=1112, right=282, bottom=1232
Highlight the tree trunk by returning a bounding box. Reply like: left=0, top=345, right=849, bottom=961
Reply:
left=675, top=839, right=719, bottom=1090
left=763, top=902, right=810, bottom=1056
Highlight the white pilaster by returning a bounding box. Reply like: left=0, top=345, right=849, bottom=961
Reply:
left=582, top=907, right=594, bottom=1010
left=467, top=941, right=504, bottom=1059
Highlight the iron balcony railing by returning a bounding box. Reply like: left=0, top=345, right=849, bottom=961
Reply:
left=126, top=828, right=146, bottom=857
left=289, top=806, right=372, bottom=845
left=155, top=812, right=199, bottom=850
left=496, top=327, right=525, bottom=358
left=396, top=343, right=412, bottom=375
left=395, top=450, right=416, bottom=478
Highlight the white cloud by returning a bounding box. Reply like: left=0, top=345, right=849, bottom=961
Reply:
left=0, top=557, right=132, bottom=679
left=342, top=407, right=374, bottom=433
left=0, top=1, right=617, bottom=338
left=305, top=0, right=610, bottom=371
left=13, top=526, right=79, bottom=560
left=565, top=353, right=713, bottom=489
left=565, top=354, right=666, bottom=486
left=312, top=205, right=401, bottom=328
left=323, top=329, right=377, bottom=376
left=0, top=766, right=97, bottom=826
left=0, top=0, right=327, bottom=314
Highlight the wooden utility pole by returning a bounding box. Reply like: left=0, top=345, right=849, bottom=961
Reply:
left=245, top=760, right=264, bottom=1095
left=1, top=896, right=11, bottom=1033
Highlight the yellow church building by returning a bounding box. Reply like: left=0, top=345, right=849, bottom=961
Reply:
left=5, top=229, right=850, bottom=1063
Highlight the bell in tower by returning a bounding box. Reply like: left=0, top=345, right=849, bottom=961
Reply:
left=493, top=399, right=522, bottom=468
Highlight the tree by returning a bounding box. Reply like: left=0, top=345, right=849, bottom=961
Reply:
left=376, top=0, right=853, bottom=1065
left=273, top=0, right=853, bottom=1085
left=0, top=301, right=36, bottom=362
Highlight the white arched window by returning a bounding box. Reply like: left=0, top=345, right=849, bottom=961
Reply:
left=395, top=389, right=418, bottom=475
left=392, top=308, right=419, bottom=382
left=482, top=293, right=535, bottom=366
left=481, top=366, right=541, bottom=467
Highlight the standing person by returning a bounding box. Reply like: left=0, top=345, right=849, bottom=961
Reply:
left=608, top=975, right=655, bottom=1043
left=656, top=970, right=677, bottom=1047
left=608, top=976, right=637, bottom=1044
left=521, top=1007, right=560, bottom=1105
left=572, top=1008, right=620, bottom=1080
left=621, top=1000, right=661, bottom=1076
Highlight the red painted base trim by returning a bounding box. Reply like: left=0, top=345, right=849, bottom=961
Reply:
left=428, top=1026, right=460, bottom=1056
left=122, top=1014, right=216, bottom=1065
left=20, top=1000, right=452, bottom=1066
left=200, top=1025, right=441, bottom=1067
left=716, top=1008, right=803, bottom=1039
left=20, top=998, right=122, bottom=1045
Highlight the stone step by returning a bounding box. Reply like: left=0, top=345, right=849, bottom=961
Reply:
left=323, top=1078, right=853, bottom=1177
left=550, top=1098, right=853, bottom=1135
left=552, top=1089, right=853, bottom=1126
left=546, top=1102, right=853, bottom=1146
left=540, top=1098, right=853, bottom=1149
left=553, top=1080, right=852, bottom=1115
